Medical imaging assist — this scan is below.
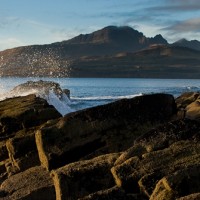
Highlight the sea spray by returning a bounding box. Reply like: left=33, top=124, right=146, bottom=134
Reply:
left=0, top=80, right=74, bottom=116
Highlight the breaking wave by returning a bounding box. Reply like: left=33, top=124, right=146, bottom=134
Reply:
left=2, top=78, right=199, bottom=116
left=0, top=81, right=74, bottom=116
left=0, top=81, right=143, bottom=116
left=71, top=94, right=142, bottom=101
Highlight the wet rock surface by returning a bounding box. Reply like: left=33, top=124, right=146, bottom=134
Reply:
left=10, top=80, right=70, bottom=99
left=0, top=92, right=199, bottom=199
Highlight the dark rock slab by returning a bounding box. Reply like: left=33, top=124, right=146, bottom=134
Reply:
left=177, top=193, right=200, bottom=200
left=36, top=93, right=176, bottom=170
left=0, top=166, right=55, bottom=200
left=78, top=186, right=145, bottom=200
left=0, top=141, right=8, bottom=161
left=51, top=153, right=119, bottom=200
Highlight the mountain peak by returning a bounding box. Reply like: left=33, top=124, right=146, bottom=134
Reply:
left=175, top=38, right=188, bottom=43
left=173, top=38, right=200, bottom=51
left=152, top=34, right=168, bottom=44
left=65, top=25, right=144, bottom=45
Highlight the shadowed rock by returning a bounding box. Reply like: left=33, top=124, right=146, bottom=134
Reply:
left=176, top=193, right=200, bottom=200
left=0, top=141, right=8, bottom=161
left=35, top=93, right=176, bottom=170
left=0, top=166, right=56, bottom=200
left=78, top=186, right=145, bottom=200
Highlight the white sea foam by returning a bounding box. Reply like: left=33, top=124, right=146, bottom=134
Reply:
left=71, top=93, right=143, bottom=101
left=0, top=87, right=74, bottom=116
left=45, top=91, right=74, bottom=115
left=2, top=78, right=199, bottom=116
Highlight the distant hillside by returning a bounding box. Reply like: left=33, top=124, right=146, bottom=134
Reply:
left=172, top=39, right=200, bottom=51
left=69, top=45, right=200, bottom=78
left=0, top=25, right=200, bottom=78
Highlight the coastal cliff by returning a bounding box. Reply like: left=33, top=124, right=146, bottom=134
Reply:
left=0, top=92, right=199, bottom=199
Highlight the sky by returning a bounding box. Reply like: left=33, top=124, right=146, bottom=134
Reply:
left=0, top=0, right=200, bottom=51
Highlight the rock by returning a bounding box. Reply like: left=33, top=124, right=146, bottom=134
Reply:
left=112, top=140, right=200, bottom=194
left=111, top=119, right=200, bottom=197
left=150, top=165, right=200, bottom=200
left=10, top=80, right=70, bottom=99
left=0, top=94, right=62, bottom=183
left=36, top=93, right=176, bottom=170
left=115, top=119, right=200, bottom=165
left=185, top=100, right=200, bottom=119
left=175, top=92, right=200, bottom=120
left=51, top=153, right=119, bottom=200
left=176, top=193, right=200, bottom=200
left=5, top=128, right=40, bottom=176
left=0, top=92, right=198, bottom=199
left=175, top=92, right=200, bottom=108
left=78, top=186, right=144, bottom=200
left=0, top=166, right=56, bottom=200
left=0, top=141, right=8, bottom=161
left=63, top=88, right=70, bottom=99
left=0, top=94, right=61, bottom=138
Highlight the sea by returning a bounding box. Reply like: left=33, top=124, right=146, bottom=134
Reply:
left=0, top=77, right=200, bottom=116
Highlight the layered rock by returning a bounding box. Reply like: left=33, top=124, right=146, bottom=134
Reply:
left=0, top=92, right=200, bottom=199
left=0, top=94, right=61, bottom=183
left=51, top=153, right=120, bottom=200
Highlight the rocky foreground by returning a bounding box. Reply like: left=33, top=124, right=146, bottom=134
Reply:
left=0, top=92, right=199, bottom=199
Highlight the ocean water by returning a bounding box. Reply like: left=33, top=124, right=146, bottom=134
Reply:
left=0, top=77, right=200, bottom=115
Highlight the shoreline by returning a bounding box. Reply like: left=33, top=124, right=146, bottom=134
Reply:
left=0, top=92, right=199, bottom=199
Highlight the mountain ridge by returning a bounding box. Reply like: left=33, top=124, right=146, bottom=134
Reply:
left=172, top=38, right=200, bottom=51
left=0, top=25, right=200, bottom=78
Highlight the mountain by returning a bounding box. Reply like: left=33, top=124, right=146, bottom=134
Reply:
left=52, top=26, right=168, bottom=57
left=0, top=25, right=200, bottom=78
left=172, top=38, right=200, bottom=51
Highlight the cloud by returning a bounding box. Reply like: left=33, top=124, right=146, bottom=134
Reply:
left=160, top=18, right=200, bottom=42
left=152, top=0, right=200, bottom=12
left=0, top=17, right=21, bottom=29
left=162, top=18, right=200, bottom=33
